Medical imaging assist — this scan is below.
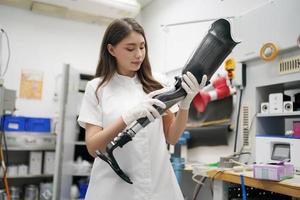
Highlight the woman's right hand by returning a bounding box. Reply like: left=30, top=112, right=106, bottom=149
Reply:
left=121, top=95, right=166, bottom=126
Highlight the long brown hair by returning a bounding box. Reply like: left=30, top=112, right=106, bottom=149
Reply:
left=95, top=18, right=162, bottom=97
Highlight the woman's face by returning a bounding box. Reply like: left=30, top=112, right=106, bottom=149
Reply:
left=108, top=31, right=146, bottom=77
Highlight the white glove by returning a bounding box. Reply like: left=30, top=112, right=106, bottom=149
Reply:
left=122, top=94, right=166, bottom=126
left=147, top=86, right=174, bottom=98
left=179, top=71, right=207, bottom=110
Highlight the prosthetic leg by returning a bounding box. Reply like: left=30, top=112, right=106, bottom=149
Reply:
left=96, top=18, right=239, bottom=184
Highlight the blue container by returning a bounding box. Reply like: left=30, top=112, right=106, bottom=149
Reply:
left=177, top=131, right=191, bottom=145
left=79, top=183, right=88, bottom=199
left=26, top=117, right=51, bottom=132
left=182, top=131, right=191, bottom=140
left=171, top=157, right=185, bottom=184
left=3, top=115, right=26, bottom=132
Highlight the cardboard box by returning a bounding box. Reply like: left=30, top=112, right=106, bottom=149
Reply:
left=253, top=163, right=294, bottom=181
left=29, top=151, right=42, bottom=175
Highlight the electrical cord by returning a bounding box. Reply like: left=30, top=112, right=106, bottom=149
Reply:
left=0, top=134, right=11, bottom=200
left=0, top=131, right=9, bottom=170
left=233, top=89, right=243, bottom=153
left=209, top=170, right=227, bottom=198
left=0, top=28, right=11, bottom=77
left=240, top=175, right=247, bottom=200
left=0, top=29, right=2, bottom=74
left=2, top=131, right=9, bottom=170
left=0, top=133, right=2, bottom=185
left=248, top=113, right=256, bottom=132
left=232, top=151, right=251, bottom=157
left=192, top=175, right=206, bottom=200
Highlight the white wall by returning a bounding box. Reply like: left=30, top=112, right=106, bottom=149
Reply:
left=0, top=5, right=105, bottom=118
left=141, top=0, right=269, bottom=73
left=140, top=0, right=269, bottom=163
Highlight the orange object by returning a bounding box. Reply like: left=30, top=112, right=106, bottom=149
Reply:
left=0, top=145, right=11, bottom=200
left=260, top=42, right=279, bottom=61
left=224, top=58, right=236, bottom=80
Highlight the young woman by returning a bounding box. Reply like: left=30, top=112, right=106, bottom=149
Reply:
left=78, top=18, right=206, bottom=200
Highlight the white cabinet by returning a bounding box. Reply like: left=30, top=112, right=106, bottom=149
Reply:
left=255, top=80, right=300, bottom=173
left=255, top=81, right=300, bottom=136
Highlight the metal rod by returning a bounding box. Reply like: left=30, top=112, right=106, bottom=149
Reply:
left=161, top=16, right=235, bottom=28
left=160, top=0, right=275, bottom=28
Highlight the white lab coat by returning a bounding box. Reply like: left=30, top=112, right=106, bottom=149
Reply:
left=78, top=73, right=184, bottom=200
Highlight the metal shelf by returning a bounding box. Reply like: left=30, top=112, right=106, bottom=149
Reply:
left=71, top=173, right=90, bottom=177
left=3, top=132, right=56, bottom=150
left=2, top=174, right=53, bottom=179
left=74, top=141, right=85, bottom=146
left=3, top=132, right=56, bottom=136
left=257, top=111, right=300, bottom=117
left=5, top=147, right=56, bottom=151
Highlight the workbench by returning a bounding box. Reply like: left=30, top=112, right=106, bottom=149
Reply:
left=207, top=169, right=300, bottom=200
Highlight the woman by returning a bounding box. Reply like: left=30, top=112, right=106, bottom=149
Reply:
left=78, top=18, right=206, bottom=200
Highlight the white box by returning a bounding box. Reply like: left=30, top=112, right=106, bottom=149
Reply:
left=29, top=151, right=42, bottom=175
left=18, top=164, right=28, bottom=176
left=269, top=93, right=283, bottom=113
left=43, top=151, right=55, bottom=174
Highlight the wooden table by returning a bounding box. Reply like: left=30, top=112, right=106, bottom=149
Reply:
left=207, top=169, right=300, bottom=199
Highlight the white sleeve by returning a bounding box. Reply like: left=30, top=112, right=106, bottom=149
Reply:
left=77, top=81, right=103, bottom=129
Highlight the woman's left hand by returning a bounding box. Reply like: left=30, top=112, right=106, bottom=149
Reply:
left=179, top=71, right=207, bottom=110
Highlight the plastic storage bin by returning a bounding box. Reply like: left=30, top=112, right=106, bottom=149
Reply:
left=26, top=117, right=51, bottom=132
left=3, top=115, right=26, bottom=132
left=79, top=182, right=88, bottom=199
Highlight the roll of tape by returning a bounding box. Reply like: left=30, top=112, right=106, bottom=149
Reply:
left=260, top=42, right=279, bottom=61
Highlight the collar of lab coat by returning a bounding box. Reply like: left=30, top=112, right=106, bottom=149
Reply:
left=113, top=72, right=140, bottom=84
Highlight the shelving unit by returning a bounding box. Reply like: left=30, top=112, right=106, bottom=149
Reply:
left=255, top=80, right=300, bottom=136
left=73, top=141, right=85, bottom=146
left=53, top=65, right=94, bottom=200
left=71, top=125, right=93, bottom=190
left=5, top=174, right=53, bottom=179
left=4, top=132, right=56, bottom=150
left=0, top=132, right=56, bottom=197
left=254, top=80, right=300, bottom=173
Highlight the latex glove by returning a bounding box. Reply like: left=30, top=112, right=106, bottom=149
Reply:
left=179, top=71, right=207, bottom=110
left=148, top=86, right=175, bottom=115
left=148, top=86, right=174, bottom=98
left=122, top=94, right=166, bottom=126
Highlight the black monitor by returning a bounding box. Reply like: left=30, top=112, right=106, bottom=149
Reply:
left=271, top=143, right=290, bottom=161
